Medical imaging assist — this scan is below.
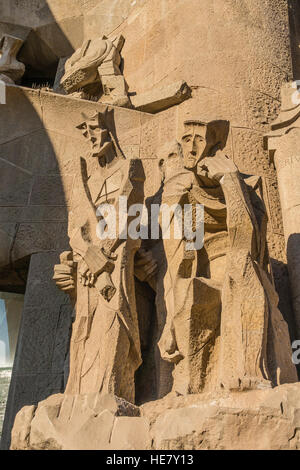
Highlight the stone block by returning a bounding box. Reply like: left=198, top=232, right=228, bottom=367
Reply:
left=132, top=80, right=191, bottom=114
left=110, top=416, right=151, bottom=450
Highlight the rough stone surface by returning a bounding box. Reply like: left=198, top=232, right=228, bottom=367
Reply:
left=144, top=383, right=300, bottom=450
left=11, top=393, right=145, bottom=450
left=10, top=384, right=300, bottom=450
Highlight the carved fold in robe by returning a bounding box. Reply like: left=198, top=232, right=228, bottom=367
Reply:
left=66, top=157, right=145, bottom=404
left=155, top=155, right=297, bottom=395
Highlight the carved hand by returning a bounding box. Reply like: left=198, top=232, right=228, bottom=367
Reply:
left=79, top=260, right=117, bottom=301
left=53, top=251, right=77, bottom=292
left=158, top=322, right=184, bottom=364
left=198, top=151, right=238, bottom=182
left=78, top=260, right=96, bottom=287
left=81, top=245, right=116, bottom=281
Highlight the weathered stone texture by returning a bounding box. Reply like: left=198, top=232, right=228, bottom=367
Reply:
left=10, top=384, right=300, bottom=450
left=145, top=383, right=300, bottom=450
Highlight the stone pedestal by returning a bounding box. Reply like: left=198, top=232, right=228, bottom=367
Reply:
left=10, top=384, right=300, bottom=450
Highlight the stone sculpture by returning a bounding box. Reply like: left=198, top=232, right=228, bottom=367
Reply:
left=0, top=34, right=25, bottom=84
left=53, top=116, right=297, bottom=401
left=53, top=111, right=156, bottom=403
left=265, top=82, right=300, bottom=340
left=3, top=0, right=300, bottom=451
left=8, top=113, right=299, bottom=451
left=60, top=35, right=131, bottom=108
left=151, top=119, right=297, bottom=395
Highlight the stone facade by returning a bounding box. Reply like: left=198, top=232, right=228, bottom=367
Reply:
left=0, top=0, right=300, bottom=450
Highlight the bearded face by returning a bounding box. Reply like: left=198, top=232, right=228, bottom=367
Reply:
left=181, top=124, right=207, bottom=169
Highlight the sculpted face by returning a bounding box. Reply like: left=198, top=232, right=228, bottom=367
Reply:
left=181, top=124, right=207, bottom=169
left=79, top=118, right=103, bottom=155
left=77, top=114, right=113, bottom=162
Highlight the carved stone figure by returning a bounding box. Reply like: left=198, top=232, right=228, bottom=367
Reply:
left=4, top=0, right=300, bottom=452
left=53, top=111, right=155, bottom=403
left=265, top=82, right=300, bottom=339
left=153, top=119, right=297, bottom=395
left=0, top=35, right=25, bottom=84
left=60, top=35, right=131, bottom=108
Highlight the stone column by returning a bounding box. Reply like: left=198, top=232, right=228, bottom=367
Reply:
left=0, top=252, right=73, bottom=450
left=265, top=82, right=300, bottom=336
